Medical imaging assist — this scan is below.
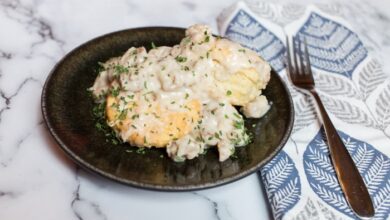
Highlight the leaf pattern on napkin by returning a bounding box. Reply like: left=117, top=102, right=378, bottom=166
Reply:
left=293, top=95, right=316, bottom=133
left=222, top=3, right=390, bottom=219
left=225, top=9, right=286, bottom=72
left=304, top=129, right=390, bottom=219
left=296, top=12, right=368, bottom=78
left=314, top=71, right=360, bottom=99
left=321, top=95, right=376, bottom=127
left=375, top=83, right=390, bottom=130
left=316, top=201, right=345, bottom=220
left=358, top=59, right=388, bottom=100
left=291, top=198, right=320, bottom=220
left=261, top=151, right=301, bottom=219
left=246, top=1, right=306, bottom=26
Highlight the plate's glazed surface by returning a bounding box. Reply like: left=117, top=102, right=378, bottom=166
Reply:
left=41, top=27, right=294, bottom=191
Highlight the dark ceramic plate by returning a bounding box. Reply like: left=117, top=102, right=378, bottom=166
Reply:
left=42, top=27, right=294, bottom=191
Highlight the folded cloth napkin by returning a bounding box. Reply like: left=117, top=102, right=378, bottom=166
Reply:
left=218, top=2, right=390, bottom=219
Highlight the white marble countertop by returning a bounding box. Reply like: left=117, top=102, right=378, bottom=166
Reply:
left=1, top=0, right=389, bottom=219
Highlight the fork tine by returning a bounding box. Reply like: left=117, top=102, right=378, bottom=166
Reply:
left=296, top=36, right=306, bottom=75
left=303, top=37, right=314, bottom=82
left=291, top=36, right=300, bottom=75
left=285, top=36, right=294, bottom=80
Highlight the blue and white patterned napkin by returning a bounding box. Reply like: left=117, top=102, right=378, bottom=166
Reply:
left=218, top=2, right=390, bottom=219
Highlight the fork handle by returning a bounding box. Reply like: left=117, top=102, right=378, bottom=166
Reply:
left=309, top=89, right=375, bottom=217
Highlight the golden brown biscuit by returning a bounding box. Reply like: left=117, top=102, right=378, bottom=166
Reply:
left=106, top=95, right=201, bottom=148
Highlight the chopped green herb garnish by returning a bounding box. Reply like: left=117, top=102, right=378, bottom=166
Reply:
left=175, top=56, right=187, bottom=62
left=233, top=120, right=244, bottom=129
left=111, top=139, right=119, bottom=145
left=118, top=109, right=128, bottom=120
left=226, top=90, right=232, bottom=96
left=238, top=49, right=246, bottom=53
left=182, top=37, right=191, bottom=45
left=91, top=101, right=121, bottom=146
left=114, top=65, right=129, bottom=74
left=185, top=93, right=189, bottom=99
left=204, top=35, right=210, bottom=43
left=111, top=87, right=120, bottom=97
left=136, top=147, right=146, bottom=154
left=219, top=103, right=225, bottom=107
left=97, top=62, right=106, bottom=72
left=151, top=42, right=156, bottom=49
left=127, top=94, right=134, bottom=99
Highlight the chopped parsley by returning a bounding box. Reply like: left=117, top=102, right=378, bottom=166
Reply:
left=226, top=90, right=232, bottom=96
left=136, top=147, right=146, bottom=154
left=127, top=94, right=134, bottom=99
left=111, top=87, right=120, bottom=97
left=182, top=37, right=191, bottom=45
left=204, top=35, right=210, bottom=43
left=175, top=56, right=187, bottom=62
left=118, top=109, right=128, bottom=120
left=114, top=65, right=129, bottom=74
left=238, top=49, right=246, bottom=53
left=151, top=42, right=156, bottom=49
left=97, top=62, right=106, bottom=72
left=233, top=112, right=241, bottom=119
left=91, top=101, right=121, bottom=145
left=233, top=120, right=244, bottom=129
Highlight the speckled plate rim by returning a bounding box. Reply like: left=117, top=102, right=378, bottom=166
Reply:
left=41, top=27, right=294, bottom=191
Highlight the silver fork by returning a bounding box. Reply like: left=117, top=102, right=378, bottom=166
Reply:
left=286, top=36, right=375, bottom=218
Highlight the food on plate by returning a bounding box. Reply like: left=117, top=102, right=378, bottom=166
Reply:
left=90, top=24, right=271, bottom=162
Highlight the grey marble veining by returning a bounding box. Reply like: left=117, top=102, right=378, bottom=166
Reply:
left=0, top=0, right=389, bottom=219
